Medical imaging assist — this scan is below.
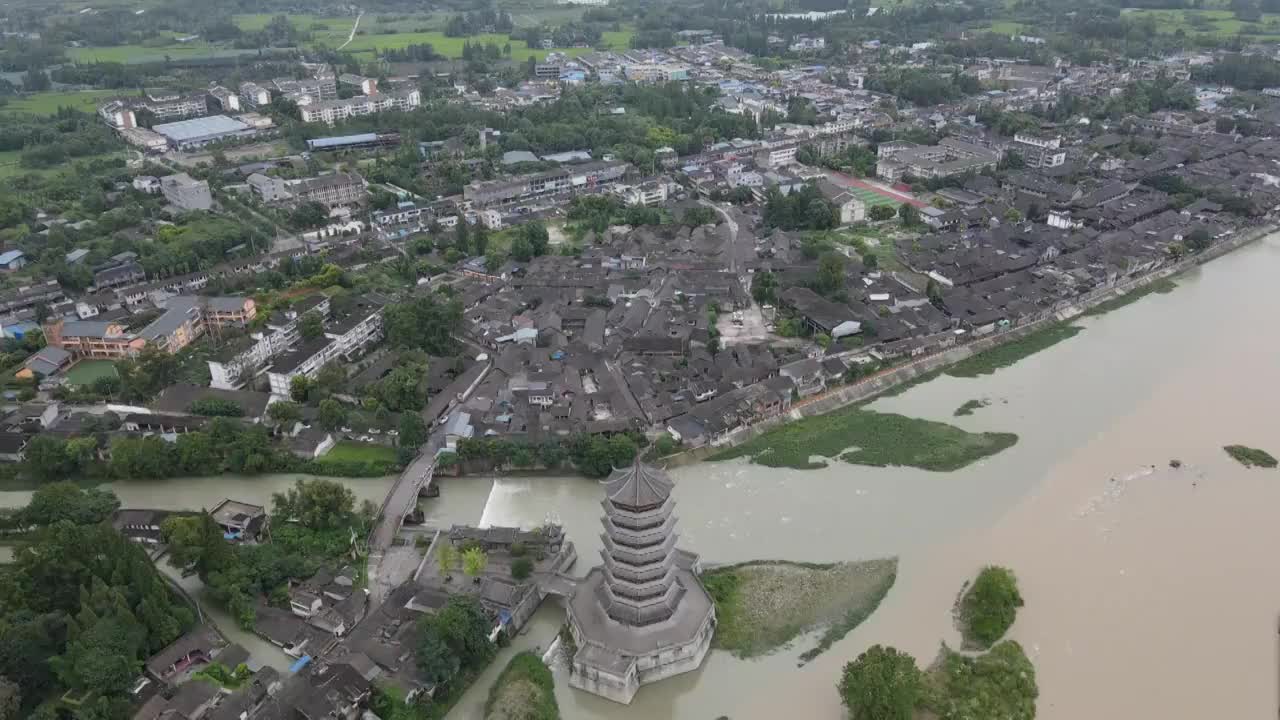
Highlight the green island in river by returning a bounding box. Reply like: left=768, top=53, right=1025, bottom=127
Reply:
left=702, top=559, right=898, bottom=662
left=711, top=407, right=1017, bottom=471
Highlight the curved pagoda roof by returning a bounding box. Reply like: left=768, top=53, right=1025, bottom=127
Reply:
left=603, top=461, right=674, bottom=512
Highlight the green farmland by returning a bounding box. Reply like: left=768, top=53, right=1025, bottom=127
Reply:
left=3, top=89, right=122, bottom=115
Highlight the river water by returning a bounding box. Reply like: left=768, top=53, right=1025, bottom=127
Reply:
left=3, top=235, right=1277, bottom=718
left=442, top=233, right=1280, bottom=719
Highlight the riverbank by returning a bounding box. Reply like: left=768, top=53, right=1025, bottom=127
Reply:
left=702, top=559, right=898, bottom=661
left=670, top=222, right=1277, bottom=469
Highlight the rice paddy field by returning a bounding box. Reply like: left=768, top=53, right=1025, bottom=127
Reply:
left=1122, top=8, right=1280, bottom=38
left=3, top=89, right=122, bottom=115
left=67, top=43, right=261, bottom=64
left=63, top=12, right=630, bottom=64
left=336, top=31, right=601, bottom=62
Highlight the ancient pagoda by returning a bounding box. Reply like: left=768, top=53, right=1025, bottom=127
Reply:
left=564, top=460, right=716, bottom=704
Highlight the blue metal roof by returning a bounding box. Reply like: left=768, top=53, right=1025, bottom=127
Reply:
left=0, top=250, right=23, bottom=265
left=307, top=133, right=379, bottom=149
left=289, top=655, right=312, bottom=673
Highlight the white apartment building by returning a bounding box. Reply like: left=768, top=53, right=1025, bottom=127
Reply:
left=613, top=180, right=669, bottom=207
left=298, top=89, right=422, bottom=124
left=265, top=299, right=382, bottom=396
left=1011, top=132, right=1067, bottom=169
left=754, top=144, right=799, bottom=168
left=239, top=82, right=272, bottom=109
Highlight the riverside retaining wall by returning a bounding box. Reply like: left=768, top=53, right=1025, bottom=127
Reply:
left=664, top=223, right=1276, bottom=468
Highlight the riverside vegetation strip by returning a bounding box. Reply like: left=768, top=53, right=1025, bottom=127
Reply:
left=711, top=407, right=1017, bottom=471
left=701, top=559, right=897, bottom=661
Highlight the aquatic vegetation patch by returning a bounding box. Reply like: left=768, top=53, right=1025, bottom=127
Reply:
left=945, top=324, right=1084, bottom=378
left=953, top=398, right=990, bottom=416
left=703, top=558, right=897, bottom=661
left=1223, top=445, right=1278, bottom=468
left=484, top=651, right=559, bottom=720
left=711, top=407, right=1017, bottom=471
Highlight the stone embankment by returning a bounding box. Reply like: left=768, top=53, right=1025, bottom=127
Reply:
left=666, top=223, right=1276, bottom=467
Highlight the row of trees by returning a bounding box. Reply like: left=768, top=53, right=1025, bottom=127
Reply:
left=763, top=184, right=838, bottom=231
left=21, top=415, right=397, bottom=485
left=454, top=432, right=640, bottom=478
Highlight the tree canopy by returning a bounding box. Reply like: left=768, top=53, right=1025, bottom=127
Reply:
left=838, top=645, right=925, bottom=720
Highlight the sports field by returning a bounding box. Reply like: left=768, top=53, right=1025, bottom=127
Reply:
left=847, top=186, right=902, bottom=208
left=65, top=360, right=118, bottom=387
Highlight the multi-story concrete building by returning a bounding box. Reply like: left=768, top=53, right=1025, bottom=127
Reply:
left=613, top=180, right=669, bottom=207
left=463, top=160, right=630, bottom=208
left=1011, top=132, right=1067, bottom=169
left=239, top=82, right=272, bottom=109
left=297, top=89, right=422, bottom=125
left=338, top=73, right=378, bottom=95
left=43, top=319, right=145, bottom=359
left=265, top=297, right=382, bottom=396
left=44, top=296, right=255, bottom=360
left=92, top=262, right=147, bottom=292
left=141, top=89, right=209, bottom=121
left=160, top=173, right=214, bottom=211
left=753, top=143, right=799, bottom=168
left=249, top=172, right=367, bottom=208
left=876, top=138, right=1000, bottom=182
left=207, top=85, right=242, bottom=113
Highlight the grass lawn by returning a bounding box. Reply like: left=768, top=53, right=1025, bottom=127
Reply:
left=702, top=559, right=898, bottom=661
left=3, top=89, right=122, bottom=115
left=600, top=30, right=634, bottom=50
left=945, top=324, right=1083, bottom=379
left=320, top=441, right=398, bottom=464
left=64, top=359, right=119, bottom=387
left=711, top=406, right=1018, bottom=471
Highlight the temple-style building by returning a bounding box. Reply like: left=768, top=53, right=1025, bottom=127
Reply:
left=565, top=460, right=716, bottom=704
